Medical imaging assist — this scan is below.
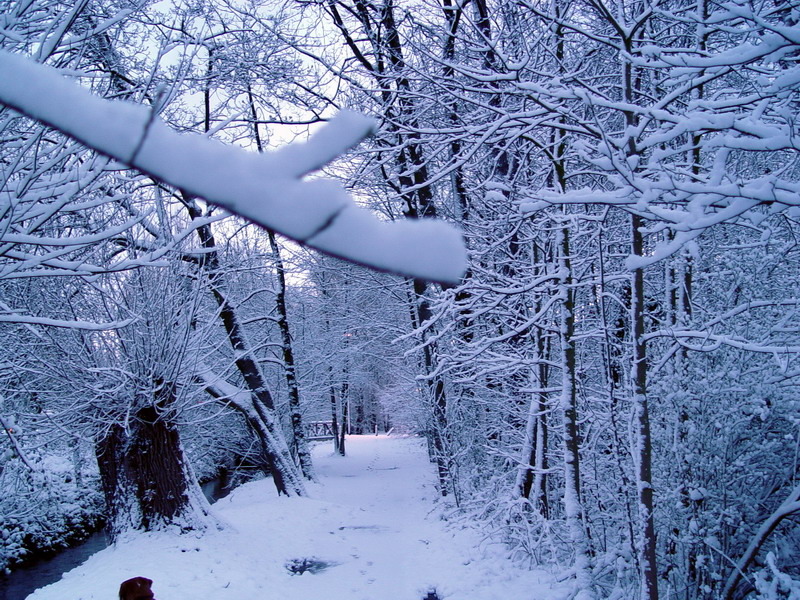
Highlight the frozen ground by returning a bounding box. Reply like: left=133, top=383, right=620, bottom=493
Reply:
left=27, top=435, right=566, bottom=600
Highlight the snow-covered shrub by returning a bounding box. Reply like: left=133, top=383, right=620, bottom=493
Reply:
left=753, top=553, right=800, bottom=600
left=0, top=450, right=104, bottom=573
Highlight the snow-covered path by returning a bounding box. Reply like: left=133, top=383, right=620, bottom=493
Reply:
left=28, top=435, right=565, bottom=600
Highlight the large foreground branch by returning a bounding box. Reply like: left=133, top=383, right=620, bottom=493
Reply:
left=0, top=50, right=467, bottom=285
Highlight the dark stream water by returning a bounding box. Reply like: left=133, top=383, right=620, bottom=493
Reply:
left=0, top=479, right=231, bottom=600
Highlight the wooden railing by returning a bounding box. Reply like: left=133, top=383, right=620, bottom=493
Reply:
left=306, top=421, right=334, bottom=440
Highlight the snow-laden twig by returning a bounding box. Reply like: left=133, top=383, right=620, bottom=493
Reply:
left=0, top=413, right=37, bottom=471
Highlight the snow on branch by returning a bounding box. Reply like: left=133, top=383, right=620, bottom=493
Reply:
left=0, top=314, right=135, bottom=330
left=721, top=483, right=800, bottom=600
left=0, top=412, right=37, bottom=471
left=0, top=51, right=467, bottom=285
left=194, top=365, right=254, bottom=412
left=643, top=329, right=800, bottom=354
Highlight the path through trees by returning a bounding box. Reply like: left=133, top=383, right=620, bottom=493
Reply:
left=28, top=435, right=568, bottom=600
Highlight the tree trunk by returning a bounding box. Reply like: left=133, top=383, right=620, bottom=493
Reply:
left=190, top=79, right=305, bottom=495
left=198, top=369, right=305, bottom=496
left=246, top=87, right=314, bottom=480
left=181, top=194, right=305, bottom=497
left=95, top=382, right=213, bottom=541
left=268, top=230, right=315, bottom=481
left=338, top=378, right=348, bottom=456
left=631, top=213, right=659, bottom=600
left=559, top=222, right=596, bottom=600
left=329, top=366, right=341, bottom=455
left=516, top=323, right=549, bottom=518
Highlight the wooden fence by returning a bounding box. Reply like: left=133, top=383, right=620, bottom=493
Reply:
left=306, top=421, right=334, bottom=440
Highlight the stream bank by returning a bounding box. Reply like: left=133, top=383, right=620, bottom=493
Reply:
left=0, top=477, right=232, bottom=600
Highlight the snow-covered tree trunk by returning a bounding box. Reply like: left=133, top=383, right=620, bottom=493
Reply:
left=412, top=281, right=451, bottom=496
left=95, top=381, right=214, bottom=541
left=558, top=221, right=595, bottom=600
left=515, top=304, right=550, bottom=516
left=631, top=214, right=658, bottom=600
left=183, top=194, right=305, bottom=497
left=198, top=366, right=305, bottom=497
left=267, top=231, right=316, bottom=481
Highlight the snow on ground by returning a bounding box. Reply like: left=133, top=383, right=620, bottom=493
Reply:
left=27, top=435, right=566, bottom=600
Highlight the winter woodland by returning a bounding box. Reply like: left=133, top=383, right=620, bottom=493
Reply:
left=0, top=0, right=798, bottom=598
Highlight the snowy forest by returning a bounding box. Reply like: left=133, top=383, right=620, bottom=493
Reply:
left=0, top=0, right=798, bottom=598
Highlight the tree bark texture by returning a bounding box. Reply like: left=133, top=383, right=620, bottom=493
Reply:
left=95, top=384, right=213, bottom=541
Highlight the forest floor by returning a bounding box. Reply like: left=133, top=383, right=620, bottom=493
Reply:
left=27, top=434, right=567, bottom=600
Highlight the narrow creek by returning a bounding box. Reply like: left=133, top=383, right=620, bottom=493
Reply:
left=0, top=479, right=231, bottom=600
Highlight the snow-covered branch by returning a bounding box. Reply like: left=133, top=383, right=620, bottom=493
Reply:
left=0, top=314, right=135, bottom=330
left=722, top=483, right=800, bottom=600
left=0, top=413, right=37, bottom=471
left=643, top=329, right=800, bottom=354
left=0, top=51, right=467, bottom=285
